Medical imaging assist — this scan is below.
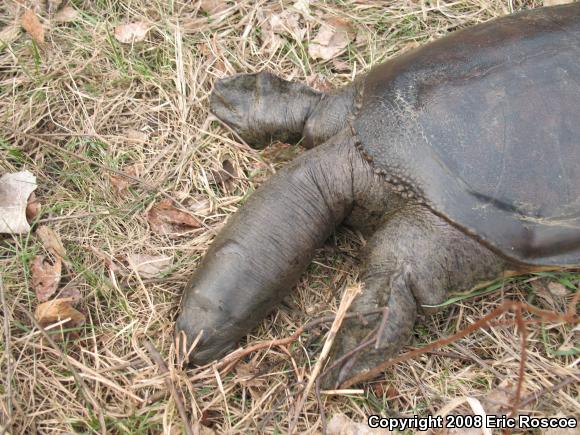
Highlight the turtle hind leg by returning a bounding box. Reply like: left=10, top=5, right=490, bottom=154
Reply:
left=326, top=206, right=507, bottom=387
left=210, top=72, right=322, bottom=148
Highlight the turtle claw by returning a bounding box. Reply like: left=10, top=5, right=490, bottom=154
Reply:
left=210, top=72, right=321, bottom=148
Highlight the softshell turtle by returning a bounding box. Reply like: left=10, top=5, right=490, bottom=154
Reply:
left=176, top=4, right=580, bottom=386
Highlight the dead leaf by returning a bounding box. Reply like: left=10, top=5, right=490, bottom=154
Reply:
left=547, top=281, right=568, bottom=297
left=0, top=23, right=21, bottom=45
left=269, top=11, right=305, bottom=40
left=480, top=382, right=511, bottom=416
left=235, top=362, right=264, bottom=388
left=125, top=128, right=149, bottom=144
left=327, top=414, right=390, bottom=435
left=258, top=9, right=305, bottom=52
left=21, top=9, right=45, bottom=44
left=147, top=199, right=201, bottom=235
left=262, top=142, right=302, bottom=163
left=185, top=196, right=211, bottom=215
left=110, top=163, right=143, bottom=195
left=332, top=58, right=350, bottom=72
left=36, top=225, right=66, bottom=257
left=200, top=0, right=229, bottom=15
left=57, top=286, right=83, bottom=304
left=34, top=297, right=85, bottom=328
left=109, top=174, right=130, bottom=194
left=87, top=245, right=122, bottom=272
left=192, top=422, right=216, bottom=435
left=210, top=159, right=238, bottom=190
left=544, top=0, right=574, bottom=6
left=307, top=73, right=333, bottom=92
left=30, top=255, right=62, bottom=302
left=308, top=17, right=353, bottom=61
left=292, top=0, right=310, bottom=17
left=46, top=0, right=65, bottom=14
left=26, top=192, right=41, bottom=223
left=126, top=253, right=172, bottom=278
left=53, top=5, right=79, bottom=23
left=114, top=22, right=150, bottom=44
left=0, top=171, right=38, bottom=234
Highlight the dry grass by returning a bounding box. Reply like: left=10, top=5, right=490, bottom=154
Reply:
left=1, top=0, right=578, bottom=433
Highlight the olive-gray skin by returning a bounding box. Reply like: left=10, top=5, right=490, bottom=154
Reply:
left=176, top=4, right=580, bottom=386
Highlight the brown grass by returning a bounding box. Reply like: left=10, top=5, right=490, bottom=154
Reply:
left=1, top=0, right=578, bottom=433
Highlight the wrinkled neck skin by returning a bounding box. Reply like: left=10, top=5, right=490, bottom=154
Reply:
left=302, top=81, right=361, bottom=148
left=209, top=71, right=362, bottom=149
left=176, top=131, right=396, bottom=364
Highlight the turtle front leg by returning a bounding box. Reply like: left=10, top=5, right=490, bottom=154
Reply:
left=210, top=72, right=357, bottom=149
left=327, top=206, right=506, bottom=387
left=176, top=135, right=364, bottom=364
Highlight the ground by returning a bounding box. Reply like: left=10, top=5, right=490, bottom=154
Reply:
left=0, top=0, right=578, bottom=433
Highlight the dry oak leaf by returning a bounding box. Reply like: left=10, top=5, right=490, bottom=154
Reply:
left=125, top=128, right=149, bottom=144
left=327, top=414, right=391, bottom=435
left=210, top=159, right=238, bottom=189
left=57, top=286, right=83, bottom=304
left=114, top=22, right=150, bottom=44
left=292, top=0, right=310, bottom=17
left=547, top=281, right=568, bottom=297
left=53, top=5, right=80, bottom=23
left=308, top=17, right=354, bottom=61
left=26, top=192, right=42, bottom=223
left=200, top=0, right=229, bottom=15
left=126, top=253, right=172, bottom=278
left=30, top=255, right=62, bottom=302
left=46, top=0, right=65, bottom=14
left=21, top=9, right=45, bottom=44
left=36, top=225, right=67, bottom=257
left=0, top=23, right=21, bottom=46
left=147, top=199, right=201, bottom=235
left=34, top=297, right=85, bottom=328
left=110, top=163, right=143, bottom=195
left=0, top=170, right=38, bottom=234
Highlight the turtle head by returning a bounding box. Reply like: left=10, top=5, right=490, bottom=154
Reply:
left=210, top=72, right=322, bottom=148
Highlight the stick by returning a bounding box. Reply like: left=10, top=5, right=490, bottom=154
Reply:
left=144, top=340, right=193, bottom=435
left=288, top=284, right=362, bottom=434
left=339, top=301, right=516, bottom=388
left=340, top=300, right=579, bottom=388
left=216, top=307, right=385, bottom=371
left=510, top=305, right=528, bottom=416
left=518, top=376, right=576, bottom=408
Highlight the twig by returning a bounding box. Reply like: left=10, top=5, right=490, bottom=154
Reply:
left=21, top=306, right=107, bottom=434
left=319, top=328, right=378, bottom=386
left=315, top=378, right=326, bottom=435
left=340, top=300, right=579, bottom=388
left=36, top=210, right=111, bottom=224
left=0, top=277, right=12, bottom=435
left=510, top=305, right=528, bottom=416
left=215, top=307, right=385, bottom=371
left=288, top=284, right=362, bottom=434
left=143, top=340, right=193, bottom=435
left=424, top=350, right=480, bottom=363
left=518, top=376, right=576, bottom=408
